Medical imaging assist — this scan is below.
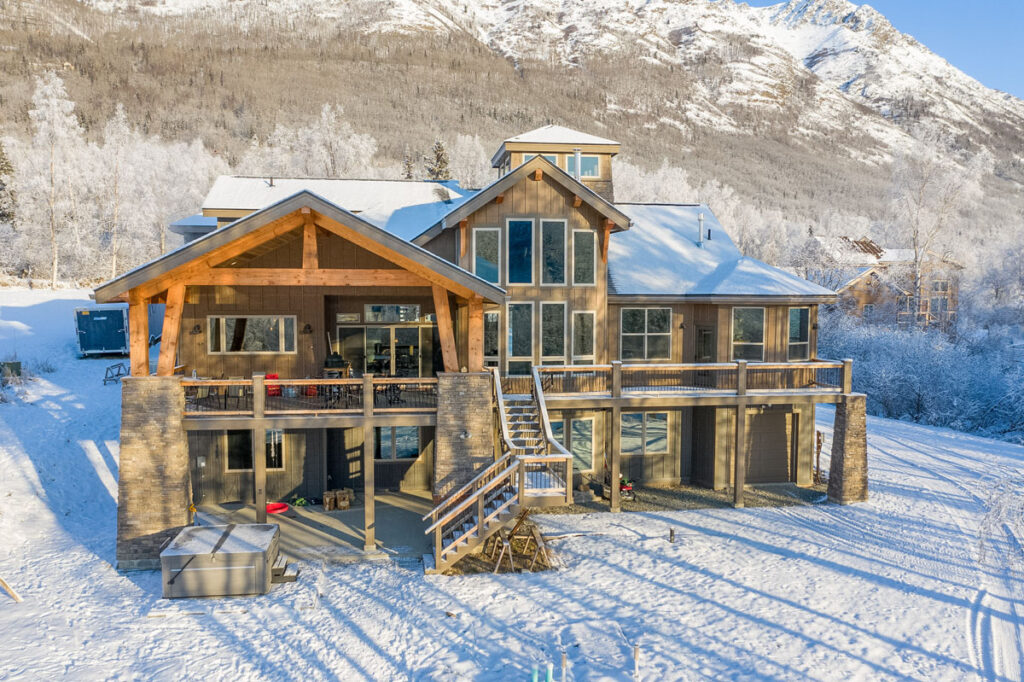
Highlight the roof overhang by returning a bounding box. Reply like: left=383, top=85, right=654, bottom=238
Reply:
left=95, top=191, right=506, bottom=304
left=608, top=294, right=838, bottom=305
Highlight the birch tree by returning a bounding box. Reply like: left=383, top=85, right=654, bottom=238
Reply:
left=449, top=134, right=490, bottom=188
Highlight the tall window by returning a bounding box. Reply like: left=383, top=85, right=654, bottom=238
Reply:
left=572, top=311, right=595, bottom=362
left=567, top=154, right=600, bottom=178
left=620, top=413, right=668, bottom=455
left=507, top=219, right=533, bottom=284
left=788, top=308, right=810, bottom=360
left=484, top=311, right=500, bottom=367
left=209, top=316, right=296, bottom=354
left=508, top=302, right=534, bottom=375
left=376, top=426, right=420, bottom=459
left=541, top=220, right=567, bottom=285
left=573, top=230, right=596, bottom=285
left=541, top=302, right=566, bottom=360
left=551, top=417, right=595, bottom=471
left=620, top=308, right=671, bottom=360
left=473, top=228, right=500, bottom=284
left=732, top=307, right=765, bottom=361
left=226, top=429, right=285, bottom=472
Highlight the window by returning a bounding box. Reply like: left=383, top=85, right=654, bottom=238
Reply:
left=484, top=311, right=500, bottom=367
left=573, top=230, right=596, bottom=285
left=732, top=307, right=765, bottom=361
left=508, top=302, right=533, bottom=375
left=472, top=228, right=500, bottom=283
left=567, top=154, right=600, bottom=178
left=572, top=311, right=595, bottom=362
left=507, top=219, right=534, bottom=285
left=541, top=220, right=567, bottom=285
left=365, top=304, right=422, bottom=323
left=550, top=417, right=594, bottom=471
left=620, top=308, right=671, bottom=360
left=376, top=426, right=420, bottom=459
left=620, top=412, right=668, bottom=455
left=225, top=429, right=285, bottom=472
left=526, top=153, right=557, bottom=165
left=788, top=307, right=810, bottom=361
left=209, top=316, right=296, bottom=354
left=541, top=302, right=566, bottom=360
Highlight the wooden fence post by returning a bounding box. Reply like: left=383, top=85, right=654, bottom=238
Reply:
left=363, top=373, right=376, bottom=552
left=252, top=374, right=267, bottom=523
left=842, top=358, right=853, bottom=394
left=736, top=360, right=747, bottom=396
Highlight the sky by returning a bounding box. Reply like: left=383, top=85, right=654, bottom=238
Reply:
left=741, top=0, right=1024, bottom=98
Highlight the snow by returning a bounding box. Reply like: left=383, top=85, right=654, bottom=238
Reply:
left=502, top=125, right=619, bottom=146
left=2, top=287, right=1023, bottom=679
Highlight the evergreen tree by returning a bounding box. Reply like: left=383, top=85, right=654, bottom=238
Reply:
left=401, top=145, right=415, bottom=180
left=0, top=140, right=14, bottom=226
left=424, top=139, right=451, bottom=181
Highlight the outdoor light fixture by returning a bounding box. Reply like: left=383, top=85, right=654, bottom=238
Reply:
left=189, top=324, right=202, bottom=335
left=460, top=430, right=471, bottom=440
left=301, top=323, right=313, bottom=334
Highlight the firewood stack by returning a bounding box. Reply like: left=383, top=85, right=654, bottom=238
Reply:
left=322, top=488, right=353, bottom=511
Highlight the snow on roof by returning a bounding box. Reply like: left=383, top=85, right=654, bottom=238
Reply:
left=169, top=214, right=217, bottom=236
left=201, top=176, right=476, bottom=241
left=503, top=125, right=619, bottom=146
left=608, top=204, right=835, bottom=299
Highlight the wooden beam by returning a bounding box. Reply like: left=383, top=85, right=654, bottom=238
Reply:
left=432, top=285, right=459, bottom=372
left=601, top=220, right=612, bottom=264
left=734, top=404, right=747, bottom=508
left=253, top=374, right=267, bottom=524
left=467, top=296, right=484, bottom=373
left=532, top=169, right=543, bottom=181
left=459, top=220, right=469, bottom=260
left=128, top=290, right=149, bottom=376
left=156, top=282, right=185, bottom=376
left=495, top=193, right=504, bottom=205
left=573, top=195, right=582, bottom=208
left=302, top=216, right=318, bottom=270
left=363, top=374, right=376, bottom=551
left=155, top=268, right=430, bottom=288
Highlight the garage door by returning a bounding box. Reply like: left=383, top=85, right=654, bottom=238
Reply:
left=745, top=411, right=791, bottom=483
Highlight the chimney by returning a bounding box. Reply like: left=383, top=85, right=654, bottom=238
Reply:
left=573, top=148, right=582, bottom=181
left=697, top=212, right=705, bottom=248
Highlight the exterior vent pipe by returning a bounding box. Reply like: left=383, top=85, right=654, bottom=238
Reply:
left=573, top=148, right=582, bottom=181
left=697, top=212, right=705, bottom=248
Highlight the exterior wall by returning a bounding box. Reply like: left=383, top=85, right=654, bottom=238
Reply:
left=433, top=373, right=495, bottom=500
left=507, top=150, right=615, bottom=200
left=828, top=394, right=869, bottom=504
left=117, top=377, right=191, bottom=570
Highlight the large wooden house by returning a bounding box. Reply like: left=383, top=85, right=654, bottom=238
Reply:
left=96, top=126, right=868, bottom=572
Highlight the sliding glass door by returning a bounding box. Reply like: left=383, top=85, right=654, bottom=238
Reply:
left=338, top=325, right=432, bottom=377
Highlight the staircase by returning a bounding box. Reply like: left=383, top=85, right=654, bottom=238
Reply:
left=423, top=368, right=573, bottom=573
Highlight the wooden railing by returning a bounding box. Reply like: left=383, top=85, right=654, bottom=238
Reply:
left=531, top=366, right=574, bottom=505
left=182, top=374, right=439, bottom=417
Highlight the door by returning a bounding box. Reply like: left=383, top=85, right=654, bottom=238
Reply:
left=393, top=327, right=420, bottom=377
left=365, top=327, right=392, bottom=376
left=745, top=411, right=791, bottom=483
left=695, top=326, right=715, bottom=362
left=338, top=327, right=366, bottom=376
left=76, top=308, right=129, bottom=354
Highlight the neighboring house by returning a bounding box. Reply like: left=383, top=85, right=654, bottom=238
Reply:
left=96, top=126, right=868, bottom=573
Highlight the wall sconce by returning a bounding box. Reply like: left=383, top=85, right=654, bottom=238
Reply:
left=301, top=323, right=313, bottom=334
left=189, top=324, right=202, bottom=335
left=460, top=430, right=471, bottom=440
left=812, top=323, right=819, bottom=331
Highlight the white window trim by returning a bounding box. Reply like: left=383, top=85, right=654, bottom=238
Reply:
left=505, top=218, right=535, bottom=286
left=506, top=301, right=535, bottom=374
left=567, top=153, right=601, bottom=179
left=620, top=412, right=670, bottom=456
left=539, top=219, right=568, bottom=287
left=540, top=301, right=567, bottom=361
left=471, top=227, right=502, bottom=285
left=787, top=307, right=811, bottom=361
left=208, top=315, right=297, bottom=355
left=731, top=306, right=765, bottom=362
left=572, top=229, right=597, bottom=287
left=619, top=308, right=672, bottom=361
left=483, top=310, right=501, bottom=366
left=225, top=429, right=286, bottom=473
left=572, top=310, right=596, bottom=362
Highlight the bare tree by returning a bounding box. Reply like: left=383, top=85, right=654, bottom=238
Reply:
left=104, top=104, right=130, bottom=279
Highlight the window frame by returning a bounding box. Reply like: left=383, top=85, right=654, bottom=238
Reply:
left=483, top=310, right=500, bottom=368
left=572, top=229, right=597, bottom=287
left=567, top=154, right=601, bottom=179
left=208, top=315, right=297, bottom=355
left=540, top=219, right=568, bottom=287
left=620, top=412, right=670, bottom=456
left=731, top=307, right=765, bottom=362
left=375, top=426, right=421, bottom=460
left=619, top=308, right=672, bottom=361
left=540, top=301, right=567, bottom=361
left=549, top=416, right=596, bottom=472
left=471, top=227, right=501, bottom=284
left=224, top=429, right=286, bottom=473
left=572, top=310, right=596, bottom=363
left=505, top=218, right=535, bottom=286
left=787, top=307, right=811, bottom=361
left=506, top=301, right=535, bottom=375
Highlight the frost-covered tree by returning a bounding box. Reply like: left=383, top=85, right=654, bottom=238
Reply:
left=103, top=104, right=130, bottom=279
left=401, top=145, right=416, bottom=180
left=448, top=134, right=490, bottom=188
left=0, top=140, right=14, bottom=226
left=424, top=140, right=451, bottom=181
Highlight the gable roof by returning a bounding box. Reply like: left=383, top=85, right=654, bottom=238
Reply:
left=95, top=191, right=505, bottom=304
left=202, top=176, right=477, bottom=241
left=503, top=125, right=619, bottom=146
left=414, top=155, right=630, bottom=245
left=608, top=204, right=836, bottom=302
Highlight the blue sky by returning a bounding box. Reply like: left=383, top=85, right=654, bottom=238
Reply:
left=741, top=0, right=1024, bottom=98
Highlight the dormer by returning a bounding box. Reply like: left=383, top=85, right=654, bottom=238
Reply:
left=490, top=125, right=620, bottom=201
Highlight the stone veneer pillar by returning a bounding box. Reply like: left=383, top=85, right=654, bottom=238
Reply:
left=116, top=376, right=192, bottom=570
left=433, top=372, right=495, bottom=502
left=827, top=393, right=868, bottom=504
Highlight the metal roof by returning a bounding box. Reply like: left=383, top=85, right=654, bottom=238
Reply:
left=502, top=125, right=619, bottom=146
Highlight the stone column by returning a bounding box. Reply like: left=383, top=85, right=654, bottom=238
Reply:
left=827, top=394, right=868, bottom=504
left=116, top=376, right=191, bottom=570
left=433, top=372, right=494, bottom=501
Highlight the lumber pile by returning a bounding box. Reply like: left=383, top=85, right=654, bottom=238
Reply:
left=322, top=488, right=353, bottom=511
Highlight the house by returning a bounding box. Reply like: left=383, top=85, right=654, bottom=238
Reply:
left=95, top=126, right=868, bottom=573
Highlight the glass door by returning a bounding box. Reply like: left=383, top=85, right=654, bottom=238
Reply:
left=365, top=327, right=393, bottom=376
left=393, top=327, right=420, bottom=377
left=338, top=327, right=366, bottom=375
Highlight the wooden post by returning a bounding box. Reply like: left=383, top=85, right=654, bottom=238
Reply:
left=468, top=296, right=484, bottom=372
left=156, top=283, right=185, bottom=376
left=431, top=285, right=459, bottom=372
left=733, top=404, right=747, bottom=508
left=252, top=374, right=267, bottom=523
left=363, top=373, right=376, bottom=552
left=736, top=359, right=747, bottom=396
left=302, top=214, right=318, bottom=270
left=601, top=220, right=611, bottom=264
left=609, top=361, right=622, bottom=513
left=127, top=290, right=149, bottom=376
left=842, top=358, right=853, bottom=394
left=459, top=220, right=469, bottom=260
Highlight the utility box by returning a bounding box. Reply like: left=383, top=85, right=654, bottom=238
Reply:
left=160, top=524, right=280, bottom=599
left=74, top=303, right=165, bottom=357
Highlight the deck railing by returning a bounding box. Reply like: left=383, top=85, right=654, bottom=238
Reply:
left=182, top=374, right=438, bottom=417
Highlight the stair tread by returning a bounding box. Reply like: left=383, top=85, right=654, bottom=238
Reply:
left=272, top=565, right=299, bottom=583
left=271, top=553, right=287, bottom=576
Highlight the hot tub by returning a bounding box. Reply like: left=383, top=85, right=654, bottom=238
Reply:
left=160, top=524, right=280, bottom=599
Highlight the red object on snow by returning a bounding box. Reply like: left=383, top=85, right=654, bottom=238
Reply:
left=266, top=502, right=289, bottom=514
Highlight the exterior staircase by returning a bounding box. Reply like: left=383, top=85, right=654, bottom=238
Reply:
left=423, top=369, right=573, bottom=574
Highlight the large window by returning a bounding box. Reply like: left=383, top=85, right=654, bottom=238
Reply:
left=365, top=304, right=423, bottom=323
left=507, top=219, right=534, bottom=285
left=484, top=311, right=500, bottom=368
left=788, top=307, right=810, bottom=360
left=209, top=316, right=296, bottom=354
left=732, top=307, right=765, bottom=361
left=472, top=228, right=501, bottom=284
left=508, top=302, right=534, bottom=375
left=573, top=230, right=596, bottom=285
left=572, top=311, right=595, bottom=362
left=620, top=308, right=671, bottom=360
left=541, top=302, right=566, bottom=360
left=526, top=153, right=557, bottom=165
left=551, top=417, right=595, bottom=471
left=620, top=412, right=669, bottom=455
left=376, top=426, right=420, bottom=459
left=567, top=154, right=600, bottom=178
left=541, top=220, right=567, bottom=285
left=226, top=429, right=285, bottom=472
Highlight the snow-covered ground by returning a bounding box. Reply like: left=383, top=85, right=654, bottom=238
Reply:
left=1, top=287, right=1023, bottom=680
